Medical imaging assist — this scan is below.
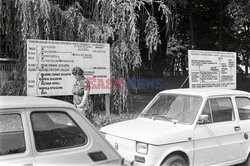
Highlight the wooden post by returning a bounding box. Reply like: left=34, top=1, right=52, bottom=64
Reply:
left=179, top=76, right=189, bottom=89
left=105, top=94, right=110, bottom=117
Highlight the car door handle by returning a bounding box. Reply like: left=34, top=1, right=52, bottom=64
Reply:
left=234, top=126, right=241, bottom=131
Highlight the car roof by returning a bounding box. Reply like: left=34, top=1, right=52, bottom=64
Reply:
left=160, top=88, right=250, bottom=98
left=0, top=96, right=74, bottom=110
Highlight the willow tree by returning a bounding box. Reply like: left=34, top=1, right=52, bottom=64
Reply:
left=0, top=0, right=174, bottom=113
left=227, top=0, right=250, bottom=74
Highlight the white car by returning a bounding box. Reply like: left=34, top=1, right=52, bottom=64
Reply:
left=0, top=96, right=123, bottom=166
left=101, top=88, right=250, bottom=166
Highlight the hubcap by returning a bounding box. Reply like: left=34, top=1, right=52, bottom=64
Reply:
left=171, top=161, right=183, bottom=166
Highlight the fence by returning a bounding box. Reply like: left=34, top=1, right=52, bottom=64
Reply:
left=0, top=58, right=16, bottom=72
left=0, top=63, right=15, bottom=72
left=0, top=58, right=16, bottom=89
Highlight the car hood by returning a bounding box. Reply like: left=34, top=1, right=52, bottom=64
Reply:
left=100, top=117, right=193, bottom=145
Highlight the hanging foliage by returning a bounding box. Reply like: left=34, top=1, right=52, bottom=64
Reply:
left=145, top=16, right=161, bottom=59
left=0, top=0, right=174, bottom=113
left=166, top=37, right=188, bottom=75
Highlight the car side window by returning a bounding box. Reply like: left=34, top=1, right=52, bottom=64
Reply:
left=235, top=97, right=250, bottom=120
left=209, top=98, right=234, bottom=123
left=0, top=114, right=26, bottom=156
left=201, top=101, right=213, bottom=123
left=31, top=112, right=88, bottom=152
left=201, top=98, right=234, bottom=123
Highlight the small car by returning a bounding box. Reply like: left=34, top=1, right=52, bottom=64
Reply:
left=100, top=88, right=250, bottom=166
left=0, top=96, right=123, bottom=166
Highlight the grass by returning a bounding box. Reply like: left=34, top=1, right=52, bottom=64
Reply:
left=93, top=112, right=140, bottom=129
left=93, top=92, right=155, bottom=129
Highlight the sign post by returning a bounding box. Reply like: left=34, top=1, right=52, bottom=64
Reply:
left=105, top=94, right=110, bottom=117
left=27, top=39, right=111, bottom=115
left=188, top=50, right=236, bottom=89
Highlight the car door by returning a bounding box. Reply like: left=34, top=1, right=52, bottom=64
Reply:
left=26, top=107, right=121, bottom=166
left=234, top=96, right=250, bottom=160
left=193, top=97, right=243, bottom=165
left=0, top=109, right=35, bottom=166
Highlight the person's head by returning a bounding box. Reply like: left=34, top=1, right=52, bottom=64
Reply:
left=72, top=66, right=84, bottom=80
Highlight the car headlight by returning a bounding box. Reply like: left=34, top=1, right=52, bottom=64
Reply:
left=136, top=142, right=148, bottom=154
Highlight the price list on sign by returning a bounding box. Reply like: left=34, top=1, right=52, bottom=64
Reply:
left=188, top=50, right=236, bottom=89
left=27, top=39, right=110, bottom=96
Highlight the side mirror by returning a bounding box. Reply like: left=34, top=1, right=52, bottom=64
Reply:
left=197, top=114, right=209, bottom=124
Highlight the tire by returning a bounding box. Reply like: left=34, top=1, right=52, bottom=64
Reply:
left=244, top=155, right=250, bottom=166
left=161, top=154, right=188, bottom=166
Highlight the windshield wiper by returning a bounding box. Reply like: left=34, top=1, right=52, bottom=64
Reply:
left=152, top=115, right=177, bottom=124
left=140, top=113, right=152, bottom=118
left=140, top=113, right=163, bottom=118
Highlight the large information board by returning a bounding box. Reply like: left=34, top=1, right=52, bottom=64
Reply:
left=188, top=50, right=236, bottom=89
left=27, top=39, right=110, bottom=96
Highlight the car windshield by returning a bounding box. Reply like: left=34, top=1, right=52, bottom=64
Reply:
left=140, top=94, right=202, bottom=124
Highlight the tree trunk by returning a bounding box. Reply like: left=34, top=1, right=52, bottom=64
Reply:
left=245, top=55, right=249, bottom=75
left=189, top=8, right=194, bottom=48
left=218, top=0, right=224, bottom=50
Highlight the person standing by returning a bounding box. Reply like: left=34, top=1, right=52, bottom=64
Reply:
left=72, top=66, right=93, bottom=122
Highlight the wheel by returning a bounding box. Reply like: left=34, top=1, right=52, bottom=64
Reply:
left=161, top=154, right=187, bottom=166
left=244, top=154, right=250, bottom=166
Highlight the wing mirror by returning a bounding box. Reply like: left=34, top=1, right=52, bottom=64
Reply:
left=197, top=114, right=209, bottom=124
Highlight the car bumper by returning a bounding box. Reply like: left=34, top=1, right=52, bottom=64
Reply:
left=105, top=134, right=163, bottom=166
left=123, top=159, right=155, bottom=166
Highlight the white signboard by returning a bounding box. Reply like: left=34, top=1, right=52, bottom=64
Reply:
left=27, top=39, right=110, bottom=96
left=188, top=50, right=236, bottom=89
